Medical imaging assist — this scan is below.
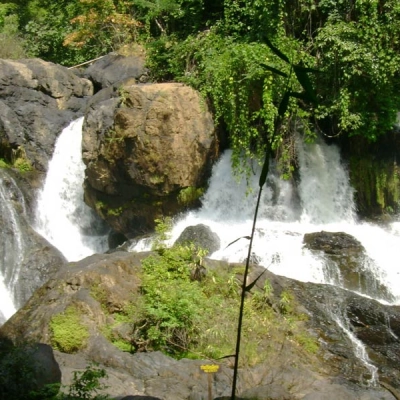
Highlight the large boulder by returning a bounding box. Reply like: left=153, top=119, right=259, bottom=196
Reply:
left=0, top=58, right=93, bottom=171
left=303, top=231, right=394, bottom=302
left=82, top=82, right=218, bottom=237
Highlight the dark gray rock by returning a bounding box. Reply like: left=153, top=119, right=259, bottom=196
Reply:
left=0, top=340, right=61, bottom=398
left=303, top=231, right=394, bottom=302
left=83, top=53, right=147, bottom=90
left=175, top=224, right=221, bottom=255
left=0, top=58, right=93, bottom=171
left=28, top=343, right=62, bottom=390
left=0, top=168, right=66, bottom=309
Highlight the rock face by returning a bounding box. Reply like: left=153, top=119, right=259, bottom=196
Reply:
left=0, top=168, right=66, bottom=309
left=82, top=82, right=218, bottom=237
left=0, top=58, right=93, bottom=171
left=1, top=251, right=399, bottom=399
left=83, top=52, right=148, bottom=90
left=303, top=231, right=394, bottom=302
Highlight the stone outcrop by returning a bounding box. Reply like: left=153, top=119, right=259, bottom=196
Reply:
left=303, top=231, right=394, bottom=302
left=0, top=168, right=66, bottom=309
left=82, top=82, right=218, bottom=237
left=83, top=51, right=148, bottom=91
left=1, top=251, right=399, bottom=399
left=0, top=58, right=93, bottom=171
left=174, top=224, right=221, bottom=255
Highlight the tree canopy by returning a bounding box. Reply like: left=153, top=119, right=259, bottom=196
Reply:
left=1, top=0, right=400, bottom=173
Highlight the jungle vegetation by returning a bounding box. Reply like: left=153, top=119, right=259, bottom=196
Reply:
left=1, top=0, right=400, bottom=211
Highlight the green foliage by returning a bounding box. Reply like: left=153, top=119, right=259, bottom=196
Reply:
left=131, top=222, right=317, bottom=363
left=134, top=243, right=210, bottom=354
left=134, top=0, right=209, bottom=38
left=63, top=0, right=141, bottom=59
left=0, top=341, right=57, bottom=400
left=0, top=158, right=10, bottom=168
left=313, top=3, right=400, bottom=140
left=0, top=14, right=27, bottom=59
left=177, top=186, right=204, bottom=206
left=350, top=156, right=400, bottom=215
left=66, top=364, right=109, bottom=400
left=0, top=340, right=109, bottom=399
left=152, top=216, right=173, bottom=251
left=50, top=305, right=89, bottom=353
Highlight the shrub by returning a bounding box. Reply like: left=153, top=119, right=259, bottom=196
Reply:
left=0, top=340, right=60, bottom=400
left=66, top=364, right=109, bottom=400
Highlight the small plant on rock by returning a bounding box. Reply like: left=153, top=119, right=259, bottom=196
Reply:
left=50, top=305, right=89, bottom=353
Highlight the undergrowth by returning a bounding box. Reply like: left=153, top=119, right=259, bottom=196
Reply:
left=124, top=219, right=318, bottom=365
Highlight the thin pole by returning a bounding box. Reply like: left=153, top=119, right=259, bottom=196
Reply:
left=230, top=186, right=263, bottom=399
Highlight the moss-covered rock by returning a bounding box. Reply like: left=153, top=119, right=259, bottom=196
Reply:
left=50, top=305, right=90, bottom=353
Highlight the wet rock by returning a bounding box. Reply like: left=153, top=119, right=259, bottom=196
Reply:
left=303, top=231, right=394, bottom=302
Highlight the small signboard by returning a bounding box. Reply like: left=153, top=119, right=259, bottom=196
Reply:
left=200, top=364, right=220, bottom=400
left=200, top=364, right=220, bottom=373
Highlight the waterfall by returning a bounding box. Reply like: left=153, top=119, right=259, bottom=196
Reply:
left=0, top=170, right=26, bottom=321
left=332, top=312, right=379, bottom=386
left=131, top=136, right=400, bottom=304
left=35, top=117, right=109, bottom=262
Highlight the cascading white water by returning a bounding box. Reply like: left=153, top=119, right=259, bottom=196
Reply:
left=35, top=117, right=109, bottom=262
left=0, top=171, right=27, bottom=321
left=332, top=312, right=379, bottom=386
left=131, top=136, right=400, bottom=304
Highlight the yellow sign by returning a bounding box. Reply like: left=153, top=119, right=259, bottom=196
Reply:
left=200, top=364, right=220, bottom=373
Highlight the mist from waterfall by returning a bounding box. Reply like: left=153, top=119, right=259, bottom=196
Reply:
left=132, top=135, right=400, bottom=304
left=35, top=117, right=109, bottom=262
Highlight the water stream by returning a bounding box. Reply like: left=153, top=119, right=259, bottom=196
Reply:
left=1, top=119, right=399, bottom=382
left=132, top=137, right=400, bottom=304
left=34, top=117, right=109, bottom=262
left=0, top=170, right=27, bottom=322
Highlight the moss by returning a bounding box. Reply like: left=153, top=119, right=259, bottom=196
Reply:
left=177, top=186, right=205, bottom=206
left=11, top=146, right=32, bottom=172
left=294, top=332, right=319, bottom=354
left=111, top=339, right=132, bottom=352
left=90, top=284, right=109, bottom=309
left=50, top=305, right=89, bottom=353
left=107, top=206, right=123, bottom=217
left=13, top=157, right=32, bottom=172
left=350, top=156, right=400, bottom=215
left=0, top=158, right=9, bottom=168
